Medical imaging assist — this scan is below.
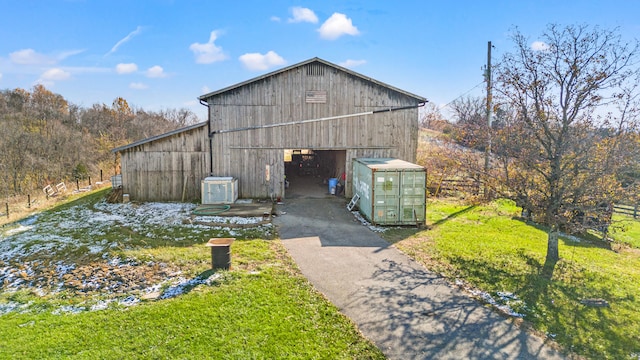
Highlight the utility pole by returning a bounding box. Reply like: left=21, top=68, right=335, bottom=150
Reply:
left=484, top=41, right=493, bottom=199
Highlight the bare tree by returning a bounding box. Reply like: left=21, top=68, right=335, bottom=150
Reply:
left=419, top=102, right=445, bottom=129
left=161, top=108, right=200, bottom=127
left=495, top=24, right=640, bottom=273
left=449, top=96, right=487, bottom=149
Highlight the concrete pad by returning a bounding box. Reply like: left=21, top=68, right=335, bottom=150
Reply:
left=194, top=202, right=273, bottom=217
left=274, top=197, right=565, bottom=360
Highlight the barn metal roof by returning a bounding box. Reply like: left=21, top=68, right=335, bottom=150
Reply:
left=111, top=121, right=208, bottom=153
left=198, top=57, right=427, bottom=102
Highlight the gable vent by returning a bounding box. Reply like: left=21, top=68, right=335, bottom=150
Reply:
left=306, top=63, right=325, bottom=76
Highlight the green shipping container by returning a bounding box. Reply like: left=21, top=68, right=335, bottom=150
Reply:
left=352, top=158, right=426, bottom=226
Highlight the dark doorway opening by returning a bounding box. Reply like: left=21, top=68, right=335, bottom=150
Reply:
left=284, top=149, right=346, bottom=199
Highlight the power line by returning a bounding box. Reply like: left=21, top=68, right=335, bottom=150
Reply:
left=438, top=81, right=485, bottom=110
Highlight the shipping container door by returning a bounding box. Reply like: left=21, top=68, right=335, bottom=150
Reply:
left=372, top=171, right=401, bottom=225
left=399, top=171, right=426, bottom=224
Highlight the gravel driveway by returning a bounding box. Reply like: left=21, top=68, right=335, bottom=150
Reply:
left=274, top=196, right=565, bottom=360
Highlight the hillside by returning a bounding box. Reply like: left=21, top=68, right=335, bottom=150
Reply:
left=0, top=85, right=200, bottom=200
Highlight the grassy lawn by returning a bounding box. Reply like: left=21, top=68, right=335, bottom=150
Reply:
left=384, top=198, right=640, bottom=360
left=0, top=189, right=383, bottom=359
left=610, top=213, right=640, bottom=249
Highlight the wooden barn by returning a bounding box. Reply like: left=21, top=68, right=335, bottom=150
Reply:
left=112, top=122, right=210, bottom=201
left=113, top=57, right=426, bottom=202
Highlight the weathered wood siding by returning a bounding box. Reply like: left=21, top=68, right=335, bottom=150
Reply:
left=120, top=125, right=209, bottom=201
left=206, top=61, right=421, bottom=198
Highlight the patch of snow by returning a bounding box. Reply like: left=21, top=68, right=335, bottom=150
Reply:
left=497, top=291, right=518, bottom=301
left=87, top=245, right=104, bottom=254
left=351, top=211, right=387, bottom=233
left=56, top=262, right=76, bottom=276
left=468, top=289, right=525, bottom=318
left=90, top=300, right=111, bottom=311
left=119, top=295, right=139, bottom=306
left=144, top=283, right=163, bottom=294
left=160, top=273, right=222, bottom=299
left=4, top=224, right=34, bottom=236
left=0, top=301, right=26, bottom=315
left=455, top=279, right=526, bottom=318
left=560, top=233, right=582, bottom=243
left=0, top=200, right=272, bottom=316
left=53, top=305, right=86, bottom=315
left=19, top=215, right=39, bottom=226
left=194, top=215, right=264, bottom=225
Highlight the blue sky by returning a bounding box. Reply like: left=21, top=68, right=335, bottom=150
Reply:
left=1, top=0, right=638, bottom=121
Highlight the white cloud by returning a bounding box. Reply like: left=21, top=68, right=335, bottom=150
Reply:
left=270, top=16, right=281, bottom=22
left=116, top=63, right=138, bottom=74
left=288, top=7, right=318, bottom=23
left=10, top=49, right=55, bottom=65
left=57, top=49, right=85, bottom=61
left=41, top=68, right=71, bottom=81
left=531, top=41, right=549, bottom=51
left=190, top=30, right=228, bottom=64
left=339, top=59, right=367, bottom=68
left=36, top=67, right=71, bottom=86
left=202, top=85, right=211, bottom=94
left=318, top=13, right=360, bottom=40
left=146, top=65, right=166, bottom=78
left=10, top=48, right=84, bottom=65
left=0, top=73, right=3, bottom=81
left=129, top=82, right=148, bottom=90
left=105, top=26, right=143, bottom=57
left=239, top=51, right=286, bottom=71
left=62, top=66, right=110, bottom=74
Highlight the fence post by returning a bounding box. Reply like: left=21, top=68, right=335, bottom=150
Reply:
left=76, top=179, right=79, bottom=191
left=5, top=203, right=8, bottom=219
left=100, top=169, right=103, bottom=182
left=89, top=176, right=92, bottom=186
left=634, top=204, right=638, bottom=219
left=28, top=194, right=31, bottom=208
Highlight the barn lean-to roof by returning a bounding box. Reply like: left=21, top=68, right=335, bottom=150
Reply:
left=111, top=121, right=208, bottom=154
left=198, top=57, right=426, bottom=103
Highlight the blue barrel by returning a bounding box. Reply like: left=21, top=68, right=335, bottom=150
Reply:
left=328, top=178, right=339, bottom=194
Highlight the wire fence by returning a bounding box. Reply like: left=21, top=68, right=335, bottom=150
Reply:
left=1, top=172, right=112, bottom=224
left=428, top=178, right=480, bottom=197
left=613, top=203, right=639, bottom=219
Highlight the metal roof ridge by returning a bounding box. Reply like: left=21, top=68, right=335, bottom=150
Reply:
left=198, top=57, right=426, bottom=102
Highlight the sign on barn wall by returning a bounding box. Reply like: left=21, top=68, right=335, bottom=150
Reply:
left=305, top=90, right=327, bottom=103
